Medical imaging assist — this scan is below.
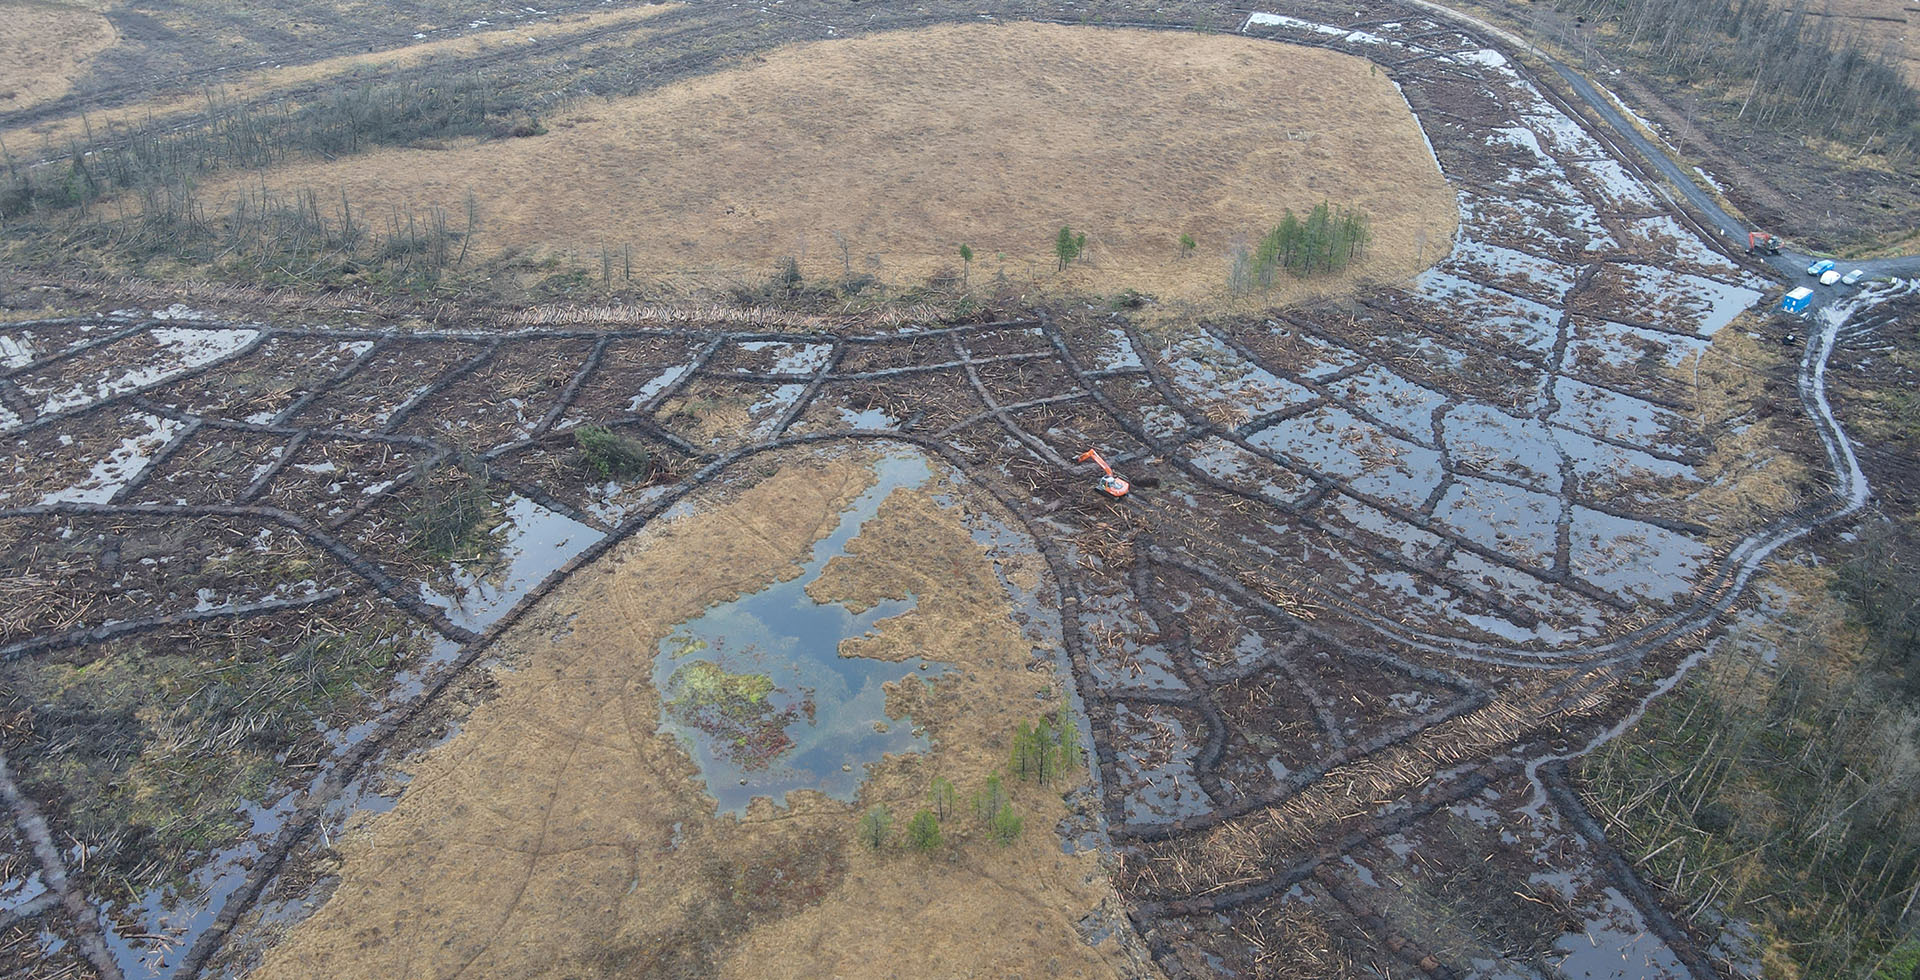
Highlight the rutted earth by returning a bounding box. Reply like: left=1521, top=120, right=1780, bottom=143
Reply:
left=0, top=4, right=1907, bottom=980
left=241, top=450, right=1137, bottom=980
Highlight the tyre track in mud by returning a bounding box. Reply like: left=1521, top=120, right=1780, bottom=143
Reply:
left=2, top=270, right=1890, bottom=978
left=6, top=4, right=1913, bottom=976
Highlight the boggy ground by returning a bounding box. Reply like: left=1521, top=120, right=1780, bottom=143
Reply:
left=0, top=3, right=1898, bottom=979
left=242, top=447, right=1142, bottom=980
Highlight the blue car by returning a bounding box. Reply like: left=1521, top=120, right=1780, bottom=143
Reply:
left=1807, top=258, right=1836, bottom=276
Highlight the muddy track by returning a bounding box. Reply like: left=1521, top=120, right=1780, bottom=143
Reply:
left=0, top=276, right=1889, bottom=977
left=4, top=4, right=1914, bottom=977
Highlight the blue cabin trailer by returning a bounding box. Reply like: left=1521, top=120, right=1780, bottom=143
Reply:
left=1782, top=286, right=1814, bottom=314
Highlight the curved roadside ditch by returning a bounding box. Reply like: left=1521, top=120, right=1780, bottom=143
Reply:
left=5, top=6, right=1916, bottom=978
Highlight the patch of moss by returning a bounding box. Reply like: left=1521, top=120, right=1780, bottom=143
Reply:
left=5, top=619, right=417, bottom=898
left=404, top=463, right=501, bottom=563
left=662, top=660, right=809, bottom=770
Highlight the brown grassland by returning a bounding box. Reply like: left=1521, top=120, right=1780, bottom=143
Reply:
left=189, top=22, right=1457, bottom=304
left=1787, top=0, right=1919, bottom=82
left=0, top=0, right=117, bottom=111
left=245, top=448, right=1144, bottom=980
left=0, top=4, right=676, bottom=150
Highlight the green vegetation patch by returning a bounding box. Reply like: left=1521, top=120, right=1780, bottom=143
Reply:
left=1580, top=573, right=1920, bottom=979
left=1230, top=202, right=1372, bottom=297
left=2, top=611, right=419, bottom=898
left=403, top=461, right=501, bottom=563
left=662, top=660, right=810, bottom=770
left=574, top=425, right=655, bottom=482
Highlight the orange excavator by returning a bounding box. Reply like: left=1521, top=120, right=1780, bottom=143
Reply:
left=1076, top=449, right=1130, bottom=498
left=1747, top=231, right=1781, bottom=256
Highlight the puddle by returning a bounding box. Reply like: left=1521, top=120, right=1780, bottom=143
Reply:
left=581, top=481, right=676, bottom=526
left=1249, top=405, right=1445, bottom=511
left=1565, top=157, right=1663, bottom=210
left=1108, top=702, right=1210, bottom=826
left=1566, top=316, right=1710, bottom=371
left=739, top=340, right=832, bottom=375
left=1569, top=507, right=1709, bottom=603
left=1161, top=331, right=1315, bottom=421
left=626, top=362, right=694, bottom=412
left=31, top=327, right=259, bottom=415
left=1185, top=436, right=1316, bottom=508
left=1326, top=364, right=1450, bottom=443
left=420, top=495, right=602, bottom=632
left=96, top=792, right=298, bottom=979
left=1443, top=403, right=1565, bottom=492
left=1551, top=377, right=1694, bottom=456
left=1411, top=270, right=1562, bottom=356
left=35, top=412, right=187, bottom=505
left=1525, top=110, right=1609, bottom=159
left=1, top=870, right=48, bottom=911
left=1089, top=325, right=1143, bottom=371
left=1432, top=476, right=1561, bottom=568
left=1624, top=215, right=1744, bottom=275
left=837, top=405, right=900, bottom=430
left=652, top=451, right=948, bottom=815
left=0, top=332, right=40, bottom=369
left=1243, top=11, right=1346, bottom=36
left=1599, top=264, right=1765, bottom=337
left=1546, top=886, right=1693, bottom=979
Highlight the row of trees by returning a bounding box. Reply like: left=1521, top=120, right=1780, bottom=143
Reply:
left=55, top=180, right=474, bottom=290
left=1, top=75, right=525, bottom=223
left=1561, top=0, right=1920, bottom=158
left=1229, top=203, right=1373, bottom=296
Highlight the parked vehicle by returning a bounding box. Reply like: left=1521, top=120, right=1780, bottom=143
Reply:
left=1782, top=286, right=1814, bottom=314
left=1807, top=258, right=1836, bottom=276
left=1842, top=268, right=1867, bottom=285
left=1820, top=269, right=1842, bottom=285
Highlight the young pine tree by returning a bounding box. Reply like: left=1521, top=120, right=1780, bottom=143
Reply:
left=1054, top=700, right=1081, bottom=771
left=906, top=808, right=942, bottom=852
left=928, top=776, right=958, bottom=822
left=973, top=772, right=1010, bottom=826
left=989, top=802, right=1024, bottom=845
left=858, top=804, right=893, bottom=850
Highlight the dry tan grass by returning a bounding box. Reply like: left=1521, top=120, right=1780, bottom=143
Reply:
left=0, top=0, right=117, bottom=112
left=1, top=4, right=672, bottom=148
left=1681, top=325, right=1816, bottom=534
left=193, top=22, right=1457, bottom=305
left=248, top=449, right=1141, bottom=980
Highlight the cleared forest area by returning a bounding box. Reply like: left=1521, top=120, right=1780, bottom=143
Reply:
left=1473, top=0, right=1920, bottom=252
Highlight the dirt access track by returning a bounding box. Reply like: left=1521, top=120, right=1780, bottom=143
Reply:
left=0, top=3, right=1909, bottom=980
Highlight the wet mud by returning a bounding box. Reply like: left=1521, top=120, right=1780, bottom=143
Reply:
left=0, top=3, right=1902, bottom=978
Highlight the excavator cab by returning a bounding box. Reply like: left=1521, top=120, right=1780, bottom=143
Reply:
left=1747, top=231, right=1781, bottom=256
left=1075, top=449, right=1130, bottom=498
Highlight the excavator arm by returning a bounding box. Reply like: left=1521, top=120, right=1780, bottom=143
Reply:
left=1075, top=448, right=1130, bottom=498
